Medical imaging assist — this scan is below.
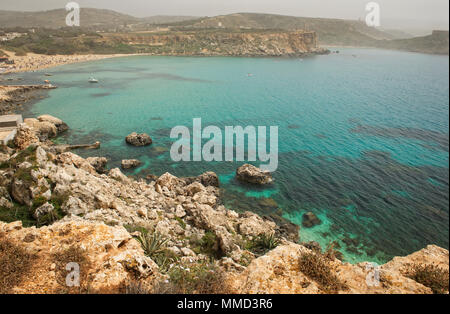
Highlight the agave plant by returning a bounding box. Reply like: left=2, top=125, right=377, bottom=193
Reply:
left=257, top=233, right=280, bottom=250
left=137, top=231, right=169, bottom=258
left=248, top=233, right=280, bottom=256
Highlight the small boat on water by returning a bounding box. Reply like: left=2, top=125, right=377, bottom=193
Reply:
left=88, top=77, right=99, bottom=83
left=45, top=73, right=53, bottom=76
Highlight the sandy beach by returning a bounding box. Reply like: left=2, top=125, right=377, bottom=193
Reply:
left=0, top=50, right=129, bottom=74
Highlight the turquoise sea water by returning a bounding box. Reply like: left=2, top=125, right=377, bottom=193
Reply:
left=13, top=48, right=449, bottom=264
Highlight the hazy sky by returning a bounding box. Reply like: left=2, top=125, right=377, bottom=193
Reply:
left=0, top=0, right=448, bottom=30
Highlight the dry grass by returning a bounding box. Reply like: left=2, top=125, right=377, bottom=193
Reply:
left=52, top=246, right=92, bottom=294
left=405, top=263, right=449, bottom=294
left=121, top=261, right=234, bottom=295
left=121, top=280, right=154, bottom=294
left=0, top=238, right=37, bottom=294
left=298, top=252, right=348, bottom=293
left=162, top=262, right=233, bottom=294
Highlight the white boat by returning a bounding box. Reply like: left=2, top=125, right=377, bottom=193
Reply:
left=88, top=77, right=99, bottom=83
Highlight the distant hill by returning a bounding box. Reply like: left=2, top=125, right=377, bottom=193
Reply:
left=379, top=28, right=415, bottom=40
left=0, top=9, right=447, bottom=55
left=142, top=16, right=201, bottom=24
left=0, top=9, right=201, bottom=29
left=376, top=30, right=449, bottom=55
left=186, top=13, right=396, bottom=45
left=0, top=10, right=395, bottom=45
left=0, top=8, right=140, bottom=29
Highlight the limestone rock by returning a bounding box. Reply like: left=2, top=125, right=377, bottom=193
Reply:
left=198, top=172, right=220, bottom=187
left=86, top=157, right=108, bottom=174
left=236, top=164, right=273, bottom=185
left=121, top=159, right=142, bottom=169
left=238, top=212, right=277, bottom=237
left=0, top=196, right=13, bottom=209
left=56, top=152, right=96, bottom=174
left=228, top=243, right=447, bottom=294
left=0, top=220, right=161, bottom=294
left=11, top=178, right=32, bottom=206
left=14, top=124, right=39, bottom=150
left=37, top=115, right=69, bottom=133
left=185, top=182, right=205, bottom=196
left=35, top=146, right=48, bottom=167
left=24, top=118, right=58, bottom=141
left=108, top=168, right=130, bottom=182
left=125, top=132, right=152, bottom=147
left=33, top=202, right=54, bottom=219
left=156, top=172, right=182, bottom=190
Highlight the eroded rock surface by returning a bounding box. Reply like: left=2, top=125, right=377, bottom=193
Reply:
left=236, top=164, right=273, bottom=185
left=125, top=132, right=152, bottom=147
left=121, top=159, right=142, bottom=169
left=0, top=220, right=161, bottom=294
left=228, top=243, right=448, bottom=294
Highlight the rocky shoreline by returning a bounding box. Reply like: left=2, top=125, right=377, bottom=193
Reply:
left=0, top=85, right=52, bottom=115
left=0, top=114, right=449, bottom=294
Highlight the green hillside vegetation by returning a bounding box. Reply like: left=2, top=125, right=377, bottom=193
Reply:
left=0, top=9, right=139, bottom=29
left=0, top=10, right=447, bottom=55
left=0, top=28, right=137, bottom=55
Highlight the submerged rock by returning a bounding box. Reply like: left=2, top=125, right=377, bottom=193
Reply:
left=121, top=159, right=142, bottom=169
left=236, top=164, right=273, bottom=185
left=302, top=212, right=322, bottom=228
left=125, top=132, right=152, bottom=147
left=302, top=241, right=322, bottom=252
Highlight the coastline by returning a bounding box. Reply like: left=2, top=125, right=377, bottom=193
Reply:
left=0, top=50, right=132, bottom=75
left=0, top=115, right=448, bottom=293
left=0, top=53, right=448, bottom=293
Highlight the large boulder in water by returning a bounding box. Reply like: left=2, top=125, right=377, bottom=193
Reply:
left=236, top=164, right=273, bottom=185
left=37, top=115, right=69, bottom=133
left=125, top=132, right=152, bottom=147
left=302, top=212, right=322, bottom=228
